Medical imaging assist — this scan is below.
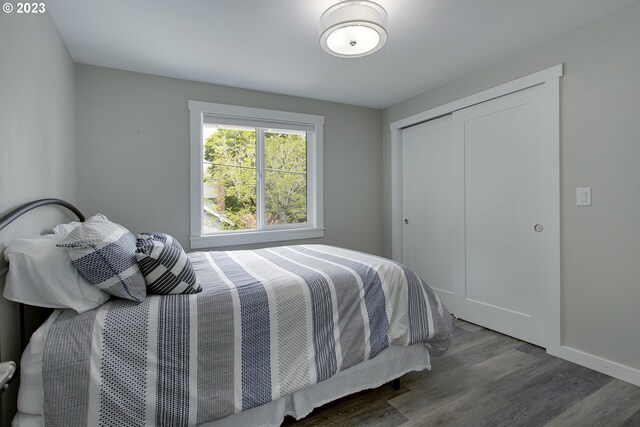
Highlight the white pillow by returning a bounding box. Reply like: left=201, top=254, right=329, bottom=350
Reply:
left=3, top=234, right=110, bottom=313
left=51, top=221, right=82, bottom=239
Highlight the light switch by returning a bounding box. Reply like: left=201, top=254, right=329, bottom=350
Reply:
left=576, top=187, right=591, bottom=206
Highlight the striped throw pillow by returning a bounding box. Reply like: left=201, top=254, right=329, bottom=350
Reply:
left=137, top=232, right=184, bottom=252
left=58, top=214, right=146, bottom=302
left=135, top=239, right=202, bottom=295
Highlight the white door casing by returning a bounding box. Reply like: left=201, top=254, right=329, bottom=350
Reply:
left=392, top=65, right=561, bottom=351
left=391, top=66, right=562, bottom=354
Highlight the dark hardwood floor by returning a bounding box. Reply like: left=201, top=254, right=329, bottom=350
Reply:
left=283, top=319, right=640, bottom=426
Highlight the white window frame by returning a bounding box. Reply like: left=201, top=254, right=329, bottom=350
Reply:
left=189, top=100, right=324, bottom=249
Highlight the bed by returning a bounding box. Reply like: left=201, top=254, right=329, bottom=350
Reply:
left=1, top=200, right=453, bottom=427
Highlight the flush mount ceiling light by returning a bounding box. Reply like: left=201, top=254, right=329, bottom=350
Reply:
left=320, top=0, right=388, bottom=58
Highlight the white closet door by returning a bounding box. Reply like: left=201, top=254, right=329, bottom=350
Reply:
left=402, top=115, right=460, bottom=311
left=453, top=84, right=547, bottom=346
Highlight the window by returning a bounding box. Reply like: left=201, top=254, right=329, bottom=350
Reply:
left=189, top=101, right=324, bottom=248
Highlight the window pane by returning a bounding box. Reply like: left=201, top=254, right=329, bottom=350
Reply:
left=264, top=130, right=307, bottom=225
left=203, top=127, right=257, bottom=232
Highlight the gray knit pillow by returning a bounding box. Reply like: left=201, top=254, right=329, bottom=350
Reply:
left=58, top=214, right=146, bottom=302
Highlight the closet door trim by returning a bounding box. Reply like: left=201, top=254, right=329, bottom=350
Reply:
left=390, top=63, right=562, bottom=353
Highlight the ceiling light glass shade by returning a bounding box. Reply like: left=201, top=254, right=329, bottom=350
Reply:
left=320, top=1, right=388, bottom=58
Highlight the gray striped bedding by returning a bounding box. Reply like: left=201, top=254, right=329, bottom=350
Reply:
left=41, top=244, right=453, bottom=427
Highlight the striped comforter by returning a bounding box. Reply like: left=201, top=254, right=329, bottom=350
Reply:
left=41, top=245, right=453, bottom=427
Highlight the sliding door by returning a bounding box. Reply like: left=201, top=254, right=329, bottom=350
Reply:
left=401, top=115, right=459, bottom=311
left=402, top=84, right=552, bottom=347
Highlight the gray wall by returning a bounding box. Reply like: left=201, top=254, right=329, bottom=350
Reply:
left=75, top=65, right=383, bottom=255
left=0, top=12, right=76, bottom=425
left=383, top=2, right=640, bottom=371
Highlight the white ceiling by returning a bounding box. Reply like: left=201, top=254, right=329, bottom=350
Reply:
left=48, top=0, right=636, bottom=109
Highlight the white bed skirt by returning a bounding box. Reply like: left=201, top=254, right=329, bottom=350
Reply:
left=13, top=340, right=430, bottom=427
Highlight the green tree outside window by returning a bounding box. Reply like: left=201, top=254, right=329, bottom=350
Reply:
left=203, top=128, right=307, bottom=231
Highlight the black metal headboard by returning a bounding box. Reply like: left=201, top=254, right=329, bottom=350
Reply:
left=0, top=198, right=85, bottom=350
left=0, top=198, right=84, bottom=231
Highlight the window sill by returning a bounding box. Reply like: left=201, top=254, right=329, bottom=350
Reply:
left=190, top=227, right=325, bottom=249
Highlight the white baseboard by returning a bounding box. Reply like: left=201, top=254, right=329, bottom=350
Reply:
left=547, top=345, right=640, bottom=387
